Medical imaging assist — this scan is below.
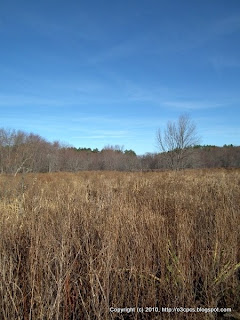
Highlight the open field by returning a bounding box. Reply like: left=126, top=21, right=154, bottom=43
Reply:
left=0, top=169, right=240, bottom=319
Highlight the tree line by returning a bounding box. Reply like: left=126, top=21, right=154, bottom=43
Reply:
left=0, top=125, right=239, bottom=175
left=0, top=128, right=140, bottom=174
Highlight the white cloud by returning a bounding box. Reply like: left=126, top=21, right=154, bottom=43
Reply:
left=163, top=100, right=224, bottom=110
left=0, top=94, right=64, bottom=107
left=209, top=56, right=240, bottom=70
left=212, top=15, right=240, bottom=36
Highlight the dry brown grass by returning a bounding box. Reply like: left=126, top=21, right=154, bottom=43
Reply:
left=0, top=169, right=240, bottom=319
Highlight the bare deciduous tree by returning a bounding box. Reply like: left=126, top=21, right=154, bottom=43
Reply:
left=156, top=114, right=200, bottom=169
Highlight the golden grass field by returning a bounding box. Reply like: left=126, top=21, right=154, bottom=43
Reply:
left=0, top=169, right=240, bottom=319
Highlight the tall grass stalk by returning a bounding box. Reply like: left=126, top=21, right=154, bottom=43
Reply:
left=0, top=169, right=239, bottom=319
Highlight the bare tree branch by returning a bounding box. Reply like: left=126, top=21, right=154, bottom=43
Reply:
left=156, top=114, right=200, bottom=170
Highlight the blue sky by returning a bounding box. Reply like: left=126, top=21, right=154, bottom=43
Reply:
left=0, top=0, right=240, bottom=154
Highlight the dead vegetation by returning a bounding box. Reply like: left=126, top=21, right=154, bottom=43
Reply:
left=0, top=169, right=239, bottom=319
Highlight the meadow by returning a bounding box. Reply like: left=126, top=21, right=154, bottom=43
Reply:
left=0, top=169, right=239, bottom=319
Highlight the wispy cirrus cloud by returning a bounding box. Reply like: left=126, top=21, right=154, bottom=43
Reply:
left=163, top=100, right=225, bottom=110
left=209, top=56, right=240, bottom=70
left=7, top=5, right=104, bottom=43
left=212, top=14, right=240, bottom=36
left=87, top=40, right=138, bottom=64
left=0, top=94, right=65, bottom=107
